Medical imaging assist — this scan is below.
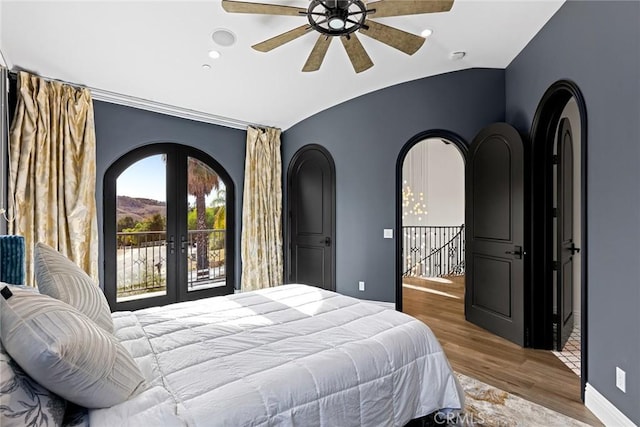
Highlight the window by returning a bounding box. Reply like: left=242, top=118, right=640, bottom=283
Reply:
left=104, top=144, right=234, bottom=311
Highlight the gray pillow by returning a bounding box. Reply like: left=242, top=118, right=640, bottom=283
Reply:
left=34, top=242, right=113, bottom=333
left=0, top=341, right=66, bottom=426
left=0, top=286, right=146, bottom=409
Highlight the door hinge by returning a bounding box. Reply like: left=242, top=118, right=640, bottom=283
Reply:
left=552, top=155, right=559, bottom=164
left=552, top=261, right=559, bottom=271
left=552, top=207, right=558, bottom=217
left=552, top=313, right=559, bottom=324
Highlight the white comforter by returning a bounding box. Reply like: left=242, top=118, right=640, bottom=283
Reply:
left=90, top=284, right=463, bottom=426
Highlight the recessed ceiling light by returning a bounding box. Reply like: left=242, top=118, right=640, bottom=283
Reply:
left=450, top=51, right=466, bottom=60
left=212, top=29, right=236, bottom=47
left=208, top=50, right=221, bottom=59
left=202, top=64, right=212, bottom=70
left=421, top=29, right=433, bottom=38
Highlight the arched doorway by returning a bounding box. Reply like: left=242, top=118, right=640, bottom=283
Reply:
left=395, top=130, right=467, bottom=311
left=529, top=80, right=588, bottom=398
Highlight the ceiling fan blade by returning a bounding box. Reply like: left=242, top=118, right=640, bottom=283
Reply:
left=302, top=36, right=333, bottom=72
left=221, top=0, right=306, bottom=16
left=367, top=0, right=454, bottom=18
left=359, top=20, right=425, bottom=55
left=252, top=25, right=313, bottom=52
left=340, top=34, right=374, bottom=73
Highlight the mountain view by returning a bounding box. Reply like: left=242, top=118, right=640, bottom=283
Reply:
left=116, top=196, right=166, bottom=222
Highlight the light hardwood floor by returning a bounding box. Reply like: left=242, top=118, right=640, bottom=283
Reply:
left=402, top=276, right=602, bottom=426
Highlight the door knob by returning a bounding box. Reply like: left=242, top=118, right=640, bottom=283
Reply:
left=569, top=243, right=581, bottom=255
left=321, top=237, right=331, bottom=247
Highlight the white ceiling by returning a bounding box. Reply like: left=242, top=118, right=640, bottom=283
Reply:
left=0, top=0, right=564, bottom=130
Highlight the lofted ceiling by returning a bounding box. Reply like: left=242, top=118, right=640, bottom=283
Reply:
left=0, top=0, right=564, bottom=130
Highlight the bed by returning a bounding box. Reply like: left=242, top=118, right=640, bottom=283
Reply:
left=88, top=284, right=464, bottom=426
left=2, top=251, right=463, bottom=427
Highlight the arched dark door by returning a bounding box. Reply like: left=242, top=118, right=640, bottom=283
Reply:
left=287, top=145, right=335, bottom=291
left=556, top=118, right=577, bottom=350
left=465, top=123, right=525, bottom=346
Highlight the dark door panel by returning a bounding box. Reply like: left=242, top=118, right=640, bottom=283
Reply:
left=471, top=254, right=512, bottom=318
left=472, top=139, right=513, bottom=241
left=295, top=245, right=326, bottom=287
left=466, top=123, right=525, bottom=346
left=288, top=145, right=335, bottom=291
left=556, top=118, right=575, bottom=350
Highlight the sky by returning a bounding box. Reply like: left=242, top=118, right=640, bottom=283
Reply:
left=117, top=155, right=226, bottom=205
left=117, top=155, right=167, bottom=201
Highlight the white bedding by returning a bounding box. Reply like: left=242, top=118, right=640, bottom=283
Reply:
left=90, top=284, right=463, bottom=426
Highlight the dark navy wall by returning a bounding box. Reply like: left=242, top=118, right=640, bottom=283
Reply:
left=283, top=68, right=505, bottom=302
left=93, top=101, right=246, bottom=290
left=506, top=1, right=640, bottom=423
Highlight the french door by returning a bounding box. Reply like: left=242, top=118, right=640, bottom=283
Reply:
left=104, top=144, right=234, bottom=311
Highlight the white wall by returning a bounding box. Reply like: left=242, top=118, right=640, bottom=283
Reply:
left=402, top=138, right=464, bottom=226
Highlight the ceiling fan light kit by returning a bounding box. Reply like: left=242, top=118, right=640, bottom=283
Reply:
left=221, top=0, right=454, bottom=73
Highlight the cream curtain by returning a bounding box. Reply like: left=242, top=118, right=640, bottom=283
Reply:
left=8, top=71, right=98, bottom=284
left=241, top=126, right=283, bottom=291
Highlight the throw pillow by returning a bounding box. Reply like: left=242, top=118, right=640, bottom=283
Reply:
left=34, top=242, right=113, bottom=333
left=0, top=286, right=146, bottom=408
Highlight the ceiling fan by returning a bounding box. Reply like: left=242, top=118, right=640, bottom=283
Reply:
left=221, top=0, right=454, bottom=73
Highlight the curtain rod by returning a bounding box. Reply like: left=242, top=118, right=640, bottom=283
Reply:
left=7, top=69, right=271, bottom=131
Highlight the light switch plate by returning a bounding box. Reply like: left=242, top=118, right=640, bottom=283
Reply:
left=383, top=229, right=393, bottom=239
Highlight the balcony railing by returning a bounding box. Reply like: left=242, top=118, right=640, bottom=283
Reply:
left=116, top=229, right=225, bottom=299
left=402, top=225, right=465, bottom=278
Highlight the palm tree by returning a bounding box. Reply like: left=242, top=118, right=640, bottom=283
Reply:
left=211, top=188, right=226, bottom=230
left=188, top=158, right=220, bottom=276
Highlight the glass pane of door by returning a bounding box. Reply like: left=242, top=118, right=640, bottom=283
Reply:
left=115, top=155, right=167, bottom=302
left=186, top=157, right=226, bottom=292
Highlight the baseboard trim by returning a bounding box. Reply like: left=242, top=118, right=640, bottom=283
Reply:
left=585, top=383, right=636, bottom=426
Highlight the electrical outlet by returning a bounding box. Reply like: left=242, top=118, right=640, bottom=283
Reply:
left=616, top=367, right=626, bottom=393
left=358, top=281, right=365, bottom=291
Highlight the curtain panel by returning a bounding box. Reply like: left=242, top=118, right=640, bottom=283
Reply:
left=8, top=71, right=98, bottom=284
left=241, top=126, right=283, bottom=291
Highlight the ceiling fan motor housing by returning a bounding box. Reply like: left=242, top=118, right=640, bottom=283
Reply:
left=307, top=0, right=368, bottom=36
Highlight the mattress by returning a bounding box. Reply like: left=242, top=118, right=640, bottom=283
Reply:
left=90, top=284, right=463, bottom=426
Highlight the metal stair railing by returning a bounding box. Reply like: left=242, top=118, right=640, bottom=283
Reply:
left=402, top=225, right=464, bottom=278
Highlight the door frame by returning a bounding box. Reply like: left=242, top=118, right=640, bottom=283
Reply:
left=529, top=80, right=588, bottom=398
left=285, top=144, right=336, bottom=289
left=395, top=130, right=468, bottom=312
